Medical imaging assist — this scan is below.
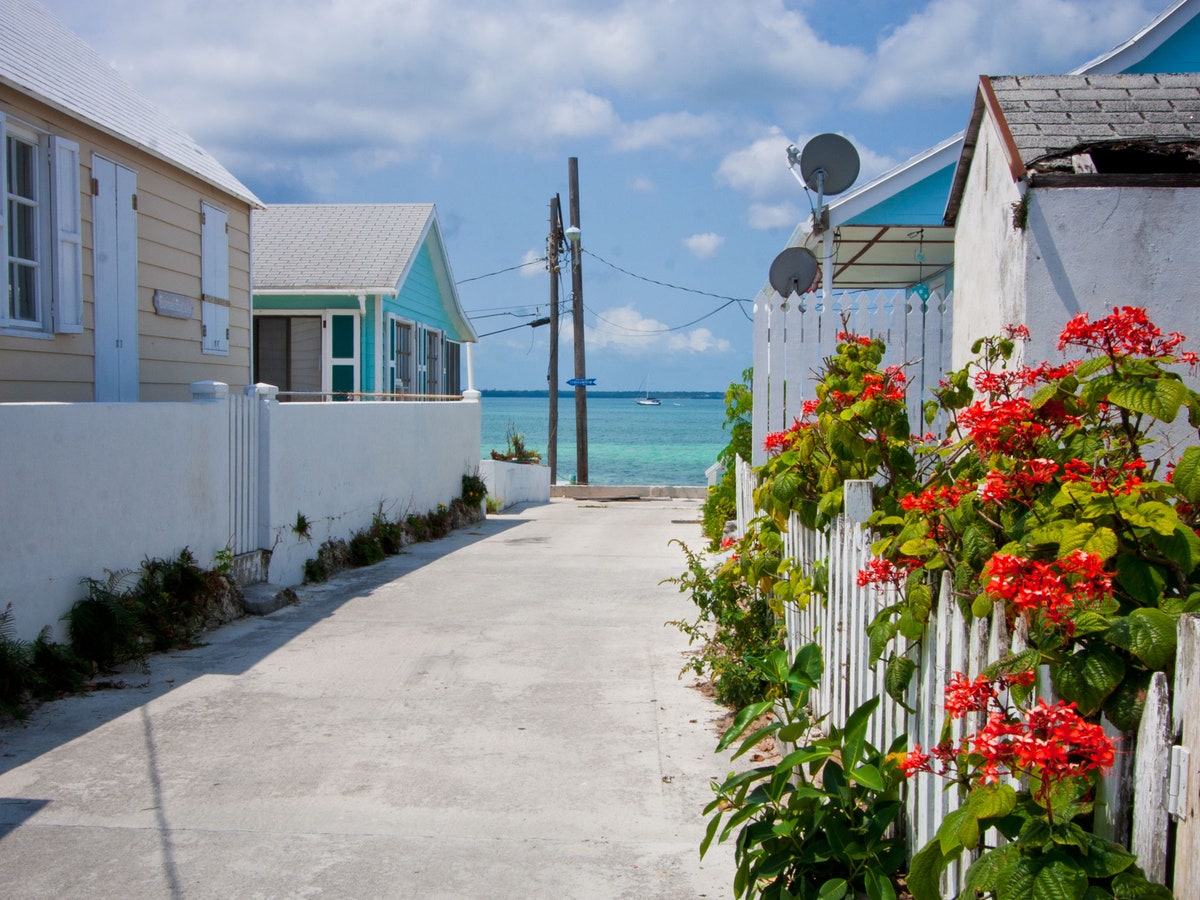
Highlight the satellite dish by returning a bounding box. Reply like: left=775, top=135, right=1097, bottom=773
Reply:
left=800, top=133, right=860, bottom=196
left=769, top=247, right=819, bottom=298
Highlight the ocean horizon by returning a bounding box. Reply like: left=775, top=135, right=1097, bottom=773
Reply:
left=479, top=394, right=728, bottom=486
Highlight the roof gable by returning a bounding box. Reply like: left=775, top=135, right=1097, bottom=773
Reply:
left=805, top=0, right=1200, bottom=239
left=253, top=203, right=477, bottom=342
left=0, top=0, right=259, bottom=206
left=945, top=73, right=1200, bottom=222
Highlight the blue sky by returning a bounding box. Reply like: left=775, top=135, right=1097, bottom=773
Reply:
left=44, top=0, right=1163, bottom=391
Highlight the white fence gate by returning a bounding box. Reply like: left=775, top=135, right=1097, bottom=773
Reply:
left=751, top=289, right=953, bottom=464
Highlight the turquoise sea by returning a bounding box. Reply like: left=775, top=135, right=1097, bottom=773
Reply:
left=480, top=395, right=728, bottom=486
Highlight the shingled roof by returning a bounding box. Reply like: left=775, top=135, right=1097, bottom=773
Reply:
left=252, top=204, right=439, bottom=292
left=1, top=0, right=259, bottom=207
left=946, top=73, right=1200, bottom=223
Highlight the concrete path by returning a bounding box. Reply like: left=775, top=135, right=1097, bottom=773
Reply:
left=0, top=498, right=740, bottom=899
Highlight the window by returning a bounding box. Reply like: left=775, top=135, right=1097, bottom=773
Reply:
left=425, top=328, right=441, bottom=396
left=0, top=114, right=82, bottom=334
left=390, top=318, right=413, bottom=395
left=253, top=315, right=321, bottom=399
left=444, top=341, right=461, bottom=395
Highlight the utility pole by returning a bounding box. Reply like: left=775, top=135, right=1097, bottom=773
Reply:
left=568, top=157, right=588, bottom=484
left=547, top=195, right=563, bottom=485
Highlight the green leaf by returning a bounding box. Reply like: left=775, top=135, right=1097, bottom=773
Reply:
left=1115, top=555, right=1167, bottom=607
left=1123, top=501, right=1179, bottom=537
left=972, top=593, right=994, bottom=617
left=700, top=810, right=723, bottom=858
left=1082, top=526, right=1120, bottom=559
left=848, top=763, right=885, bottom=791
left=1104, top=670, right=1153, bottom=732
left=1053, top=645, right=1126, bottom=716
left=1109, top=377, right=1186, bottom=423
left=1106, top=608, right=1177, bottom=670
left=792, top=642, right=824, bottom=686
left=717, top=700, right=775, bottom=752
left=964, top=843, right=1020, bottom=893
left=771, top=470, right=802, bottom=505
left=1110, top=871, right=1176, bottom=898
left=1079, top=832, right=1137, bottom=878
left=967, top=782, right=1019, bottom=819
left=842, top=696, right=880, bottom=768
left=864, top=869, right=897, bottom=900
left=906, top=840, right=949, bottom=900
left=817, top=878, right=849, bottom=899
left=1174, top=446, right=1200, bottom=504
left=884, top=656, right=916, bottom=709
left=1032, top=852, right=1088, bottom=900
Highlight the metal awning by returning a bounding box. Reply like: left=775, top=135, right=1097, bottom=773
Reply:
left=800, top=223, right=955, bottom=291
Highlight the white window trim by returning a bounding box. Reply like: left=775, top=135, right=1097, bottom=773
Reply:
left=387, top=313, right=416, bottom=396
left=0, top=114, right=83, bottom=337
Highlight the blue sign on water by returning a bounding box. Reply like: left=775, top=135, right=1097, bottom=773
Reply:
left=566, top=378, right=596, bottom=386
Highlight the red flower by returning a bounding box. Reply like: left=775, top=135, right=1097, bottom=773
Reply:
left=1059, top=306, right=1189, bottom=360
left=982, top=551, right=1112, bottom=632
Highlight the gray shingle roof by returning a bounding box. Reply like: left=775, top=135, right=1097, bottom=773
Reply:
left=252, top=204, right=436, bottom=292
left=988, top=73, right=1200, bottom=165
left=1, top=0, right=259, bottom=206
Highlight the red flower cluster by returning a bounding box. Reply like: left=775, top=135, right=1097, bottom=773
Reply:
left=973, top=361, right=1079, bottom=398
left=763, top=418, right=809, bottom=453
left=979, top=458, right=1060, bottom=504
left=958, top=398, right=1051, bottom=456
left=837, top=331, right=873, bottom=347
left=1060, top=457, right=1146, bottom=496
left=856, top=557, right=917, bottom=590
left=982, top=551, right=1112, bottom=631
left=972, top=700, right=1115, bottom=789
left=900, top=480, right=973, bottom=513
left=860, top=369, right=907, bottom=403
left=1059, top=305, right=1198, bottom=364
left=943, top=670, right=1035, bottom=718
left=901, top=674, right=1115, bottom=798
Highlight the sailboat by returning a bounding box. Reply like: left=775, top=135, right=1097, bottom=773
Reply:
left=636, top=377, right=661, bottom=406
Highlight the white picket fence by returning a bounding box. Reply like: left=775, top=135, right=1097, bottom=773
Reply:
left=751, top=289, right=953, bottom=465
left=743, top=476, right=1196, bottom=896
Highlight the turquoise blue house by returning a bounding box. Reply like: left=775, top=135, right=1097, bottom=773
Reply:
left=782, top=0, right=1200, bottom=295
left=252, top=204, right=476, bottom=399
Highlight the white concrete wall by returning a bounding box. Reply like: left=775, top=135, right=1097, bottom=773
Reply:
left=264, top=400, right=481, bottom=587
left=1022, top=186, right=1200, bottom=367
left=478, top=460, right=551, bottom=510
left=951, top=114, right=1028, bottom=368
left=0, top=397, right=481, bottom=641
left=0, top=402, right=229, bottom=641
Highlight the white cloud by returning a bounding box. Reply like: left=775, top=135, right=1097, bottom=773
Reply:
left=520, top=248, right=546, bottom=279
left=614, top=111, right=722, bottom=152
left=858, top=0, right=1156, bottom=110
left=667, top=328, right=731, bottom=353
left=561, top=304, right=731, bottom=356
left=715, top=127, right=796, bottom=199
left=683, top=232, right=724, bottom=259
left=747, top=203, right=801, bottom=230
left=631, top=176, right=655, bottom=193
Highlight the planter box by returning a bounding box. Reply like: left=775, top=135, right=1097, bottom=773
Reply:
left=479, top=459, right=551, bottom=510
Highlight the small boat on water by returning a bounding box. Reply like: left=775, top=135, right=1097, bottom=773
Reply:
left=636, top=377, right=661, bottom=406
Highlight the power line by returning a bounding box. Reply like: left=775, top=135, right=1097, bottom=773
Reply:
left=583, top=298, right=746, bottom=335
left=581, top=247, right=752, bottom=303
left=455, top=257, right=547, bottom=285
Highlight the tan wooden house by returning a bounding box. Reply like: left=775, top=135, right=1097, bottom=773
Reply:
left=0, top=0, right=261, bottom=402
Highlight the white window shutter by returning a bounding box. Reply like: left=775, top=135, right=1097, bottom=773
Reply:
left=0, top=113, right=8, bottom=317
left=202, top=299, right=229, bottom=355
left=50, top=135, right=83, bottom=333
left=201, top=201, right=229, bottom=354
left=201, top=202, right=229, bottom=301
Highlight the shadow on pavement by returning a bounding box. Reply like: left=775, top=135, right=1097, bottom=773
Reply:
left=0, top=511, right=531, bottom=775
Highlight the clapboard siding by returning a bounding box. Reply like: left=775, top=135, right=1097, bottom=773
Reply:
left=0, top=85, right=254, bottom=402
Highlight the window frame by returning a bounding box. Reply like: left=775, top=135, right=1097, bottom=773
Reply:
left=0, top=113, right=83, bottom=338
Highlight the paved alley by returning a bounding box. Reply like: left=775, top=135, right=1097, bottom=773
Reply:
left=0, top=498, right=738, bottom=899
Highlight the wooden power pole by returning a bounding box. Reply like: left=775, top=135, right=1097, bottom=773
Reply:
left=568, top=158, right=588, bottom=484
left=547, top=195, right=563, bottom=485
